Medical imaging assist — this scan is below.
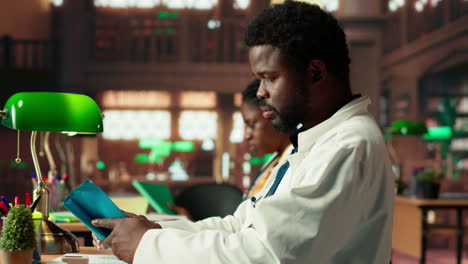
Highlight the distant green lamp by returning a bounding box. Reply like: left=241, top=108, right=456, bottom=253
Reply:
left=422, top=126, right=452, bottom=141
left=389, top=120, right=428, bottom=136
left=386, top=120, right=428, bottom=194
left=0, top=92, right=103, bottom=254
left=172, top=141, right=195, bottom=152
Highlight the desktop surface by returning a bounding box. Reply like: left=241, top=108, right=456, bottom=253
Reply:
left=42, top=247, right=113, bottom=263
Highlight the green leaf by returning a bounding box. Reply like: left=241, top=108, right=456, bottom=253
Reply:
left=0, top=205, right=36, bottom=250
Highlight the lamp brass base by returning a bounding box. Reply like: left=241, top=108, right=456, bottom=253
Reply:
left=40, top=219, right=79, bottom=254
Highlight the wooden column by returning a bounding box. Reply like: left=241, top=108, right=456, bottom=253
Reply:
left=214, top=93, right=235, bottom=182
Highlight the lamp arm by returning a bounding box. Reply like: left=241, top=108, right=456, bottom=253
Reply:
left=44, top=132, right=57, bottom=173
left=0, top=109, right=6, bottom=118
left=31, top=131, right=50, bottom=218
left=31, top=131, right=43, bottom=182
left=55, top=134, right=68, bottom=176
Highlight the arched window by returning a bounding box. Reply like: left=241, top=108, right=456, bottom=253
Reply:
left=234, top=0, right=250, bottom=10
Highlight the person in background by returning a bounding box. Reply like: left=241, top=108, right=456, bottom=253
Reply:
left=168, top=79, right=291, bottom=218
left=240, top=79, right=292, bottom=199
left=92, top=2, right=394, bottom=263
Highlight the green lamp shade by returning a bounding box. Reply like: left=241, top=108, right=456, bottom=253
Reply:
left=1, top=92, right=103, bottom=133
left=422, top=126, right=452, bottom=141
left=150, top=144, right=172, bottom=158
left=134, top=153, right=164, bottom=164
left=390, top=120, right=428, bottom=136
left=135, top=154, right=150, bottom=163
left=139, top=139, right=164, bottom=149
left=172, top=141, right=195, bottom=152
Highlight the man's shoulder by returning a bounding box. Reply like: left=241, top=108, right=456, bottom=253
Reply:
left=316, top=114, right=384, bottom=149
left=337, top=114, right=381, bottom=135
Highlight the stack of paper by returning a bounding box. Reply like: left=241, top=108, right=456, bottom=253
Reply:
left=48, top=253, right=127, bottom=264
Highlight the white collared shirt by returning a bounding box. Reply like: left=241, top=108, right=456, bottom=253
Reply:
left=134, top=96, right=395, bottom=264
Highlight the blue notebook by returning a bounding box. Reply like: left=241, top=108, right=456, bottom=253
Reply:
left=62, top=179, right=127, bottom=241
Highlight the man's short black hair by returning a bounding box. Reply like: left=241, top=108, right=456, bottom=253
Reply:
left=245, top=1, right=350, bottom=89
left=242, top=79, right=261, bottom=105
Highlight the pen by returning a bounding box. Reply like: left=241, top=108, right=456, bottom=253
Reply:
left=0, top=201, right=8, bottom=216
left=14, top=196, right=20, bottom=206
left=25, top=193, right=31, bottom=206
left=0, top=196, right=10, bottom=211
left=61, top=173, right=68, bottom=184
left=31, top=173, right=37, bottom=189
left=55, top=172, right=61, bottom=182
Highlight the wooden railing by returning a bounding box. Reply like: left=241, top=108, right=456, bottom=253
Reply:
left=0, top=36, right=56, bottom=70
left=90, top=9, right=249, bottom=63
left=383, top=0, right=468, bottom=54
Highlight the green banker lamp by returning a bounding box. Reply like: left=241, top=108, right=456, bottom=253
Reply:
left=0, top=92, right=103, bottom=254
left=386, top=120, right=428, bottom=194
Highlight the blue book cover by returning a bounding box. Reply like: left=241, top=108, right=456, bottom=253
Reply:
left=62, top=179, right=127, bottom=241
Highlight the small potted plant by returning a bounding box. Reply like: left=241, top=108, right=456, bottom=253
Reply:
left=416, top=169, right=443, bottom=199
left=0, top=205, right=36, bottom=264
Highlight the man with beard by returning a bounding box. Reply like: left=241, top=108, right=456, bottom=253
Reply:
left=167, top=80, right=292, bottom=219
left=92, top=2, right=394, bottom=263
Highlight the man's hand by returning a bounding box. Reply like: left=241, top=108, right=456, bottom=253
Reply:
left=92, top=217, right=161, bottom=262
left=92, top=210, right=149, bottom=250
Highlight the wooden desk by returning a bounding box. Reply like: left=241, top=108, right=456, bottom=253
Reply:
left=393, top=196, right=468, bottom=264
left=42, top=247, right=112, bottom=263
left=56, top=222, right=93, bottom=246
left=56, top=222, right=90, bottom=233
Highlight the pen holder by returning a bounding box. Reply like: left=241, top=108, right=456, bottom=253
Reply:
left=50, top=181, right=69, bottom=212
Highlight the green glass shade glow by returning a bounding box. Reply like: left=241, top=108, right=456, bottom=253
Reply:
left=422, top=126, right=453, bottom=141
left=250, top=157, right=263, bottom=166
left=1, top=92, right=103, bottom=133
left=139, top=139, right=164, bottom=149
left=172, top=141, right=194, bottom=152
left=389, top=120, right=428, bottom=136
left=135, top=154, right=150, bottom=164
left=150, top=145, right=171, bottom=158
left=156, top=11, right=180, bottom=20
left=96, top=161, right=106, bottom=170
left=134, top=153, right=164, bottom=164
left=250, top=153, right=274, bottom=165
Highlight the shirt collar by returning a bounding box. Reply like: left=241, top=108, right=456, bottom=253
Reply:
left=289, top=127, right=303, bottom=150
left=289, top=95, right=371, bottom=153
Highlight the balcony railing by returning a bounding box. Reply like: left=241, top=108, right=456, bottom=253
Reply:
left=0, top=36, right=56, bottom=71
left=383, top=0, right=468, bottom=54
left=90, top=9, right=249, bottom=63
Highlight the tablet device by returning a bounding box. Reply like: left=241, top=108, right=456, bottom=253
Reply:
left=132, top=180, right=176, bottom=215
left=62, top=179, right=127, bottom=241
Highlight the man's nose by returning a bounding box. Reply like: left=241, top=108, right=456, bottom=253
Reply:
left=256, top=80, right=269, bottom=100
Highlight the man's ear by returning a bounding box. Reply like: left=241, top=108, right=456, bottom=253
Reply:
left=307, top=60, right=326, bottom=84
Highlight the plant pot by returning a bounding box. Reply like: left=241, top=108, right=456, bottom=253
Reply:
left=0, top=249, right=33, bottom=264
left=422, top=182, right=440, bottom=199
